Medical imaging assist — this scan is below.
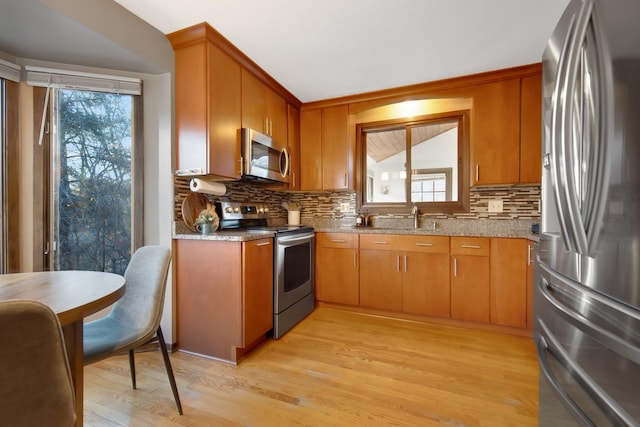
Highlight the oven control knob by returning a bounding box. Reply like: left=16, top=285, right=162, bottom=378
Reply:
left=264, top=207, right=269, bottom=213
left=225, top=207, right=233, bottom=213
left=233, top=207, right=240, bottom=213
left=258, top=207, right=264, bottom=213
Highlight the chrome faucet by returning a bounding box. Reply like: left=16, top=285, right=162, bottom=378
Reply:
left=411, top=204, right=419, bottom=229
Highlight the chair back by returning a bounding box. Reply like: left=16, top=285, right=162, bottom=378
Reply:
left=109, top=245, right=171, bottom=341
left=0, top=300, right=76, bottom=427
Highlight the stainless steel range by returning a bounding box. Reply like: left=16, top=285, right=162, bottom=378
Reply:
left=215, top=201, right=315, bottom=339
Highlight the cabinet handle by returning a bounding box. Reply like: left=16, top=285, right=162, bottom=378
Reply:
left=528, top=243, right=533, bottom=266
left=331, top=239, right=347, bottom=243
left=344, top=173, right=347, bottom=187
left=396, top=255, right=400, bottom=272
left=292, top=172, right=296, bottom=188
left=354, top=251, right=357, bottom=269
left=475, top=164, right=480, bottom=182
left=415, top=242, right=433, bottom=247
left=256, top=241, right=271, bottom=247
left=453, top=257, right=458, bottom=277
left=269, top=119, right=273, bottom=137
left=461, top=244, right=481, bottom=249
left=238, top=157, right=244, bottom=175
left=372, top=241, right=389, bottom=245
left=264, top=118, right=269, bottom=135
left=404, top=255, right=407, bottom=273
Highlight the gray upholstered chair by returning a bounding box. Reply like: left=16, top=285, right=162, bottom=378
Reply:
left=0, top=300, right=76, bottom=427
left=83, top=245, right=183, bottom=415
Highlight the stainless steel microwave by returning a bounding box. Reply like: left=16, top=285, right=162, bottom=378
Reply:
left=240, top=128, right=290, bottom=184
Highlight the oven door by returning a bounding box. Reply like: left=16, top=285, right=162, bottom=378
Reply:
left=274, top=232, right=315, bottom=314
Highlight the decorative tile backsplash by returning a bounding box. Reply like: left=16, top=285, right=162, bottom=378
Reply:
left=174, top=177, right=540, bottom=222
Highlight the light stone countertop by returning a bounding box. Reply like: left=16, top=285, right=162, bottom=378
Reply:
left=173, top=218, right=540, bottom=242
left=172, top=221, right=275, bottom=242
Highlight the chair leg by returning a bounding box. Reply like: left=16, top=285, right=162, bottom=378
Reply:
left=156, top=326, right=183, bottom=415
left=128, top=349, right=137, bottom=389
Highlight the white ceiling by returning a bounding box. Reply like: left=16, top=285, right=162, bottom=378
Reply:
left=114, top=0, right=570, bottom=103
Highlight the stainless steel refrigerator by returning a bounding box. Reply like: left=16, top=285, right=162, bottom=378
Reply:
left=535, top=0, right=640, bottom=425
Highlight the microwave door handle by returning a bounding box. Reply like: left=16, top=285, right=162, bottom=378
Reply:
left=280, top=147, right=290, bottom=178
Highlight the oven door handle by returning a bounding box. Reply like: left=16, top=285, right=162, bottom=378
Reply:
left=277, top=233, right=314, bottom=244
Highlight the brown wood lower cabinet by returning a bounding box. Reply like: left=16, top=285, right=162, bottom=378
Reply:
left=175, top=238, right=273, bottom=363
left=315, top=233, right=532, bottom=336
left=315, top=233, right=359, bottom=305
left=488, top=238, right=531, bottom=329
left=359, top=234, right=450, bottom=316
left=450, top=237, right=490, bottom=323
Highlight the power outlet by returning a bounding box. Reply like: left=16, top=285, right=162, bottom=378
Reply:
left=488, top=199, right=503, bottom=213
left=339, top=203, right=350, bottom=212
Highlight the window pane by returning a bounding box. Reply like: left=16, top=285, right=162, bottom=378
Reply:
left=365, top=128, right=407, bottom=203
left=411, top=121, right=458, bottom=202
left=53, top=89, right=133, bottom=274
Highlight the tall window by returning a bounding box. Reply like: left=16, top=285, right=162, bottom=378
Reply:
left=51, top=89, right=139, bottom=274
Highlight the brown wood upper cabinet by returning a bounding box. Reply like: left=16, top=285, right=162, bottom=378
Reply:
left=470, top=79, right=521, bottom=186
left=242, top=69, right=288, bottom=146
left=520, top=75, right=543, bottom=184
left=300, top=105, right=353, bottom=191
left=169, top=29, right=242, bottom=179
left=470, top=74, right=542, bottom=186
left=287, top=104, right=302, bottom=190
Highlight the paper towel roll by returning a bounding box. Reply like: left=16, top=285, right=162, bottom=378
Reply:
left=189, top=178, right=227, bottom=196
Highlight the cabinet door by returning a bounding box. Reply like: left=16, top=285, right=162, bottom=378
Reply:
left=174, top=41, right=241, bottom=178
left=287, top=104, right=301, bottom=190
left=471, top=78, right=521, bottom=185
left=322, top=105, right=350, bottom=190
left=359, top=249, right=402, bottom=311
left=450, top=254, right=490, bottom=323
left=267, top=88, right=287, bottom=145
left=520, top=74, right=543, bottom=184
left=208, top=43, right=242, bottom=179
left=241, top=69, right=268, bottom=133
left=242, top=238, right=274, bottom=346
left=402, top=252, right=450, bottom=318
left=316, top=247, right=359, bottom=305
left=490, top=238, right=527, bottom=328
left=300, top=109, right=323, bottom=190
left=175, top=240, right=242, bottom=359
left=526, top=241, right=534, bottom=330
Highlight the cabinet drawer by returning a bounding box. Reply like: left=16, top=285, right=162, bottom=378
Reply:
left=450, top=237, right=490, bottom=256
left=316, top=232, right=358, bottom=249
left=359, top=234, right=406, bottom=251
left=399, top=235, right=450, bottom=253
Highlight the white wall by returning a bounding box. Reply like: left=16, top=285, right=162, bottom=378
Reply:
left=141, top=73, right=175, bottom=340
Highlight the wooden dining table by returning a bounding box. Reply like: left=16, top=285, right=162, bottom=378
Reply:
left=0, top=271, right=126, bottom=427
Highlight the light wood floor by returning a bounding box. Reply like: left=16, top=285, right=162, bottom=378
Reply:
left=84, top=307, right=539, bottom=426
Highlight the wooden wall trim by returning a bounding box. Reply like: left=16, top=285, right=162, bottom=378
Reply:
left=167, top=22, right=302, bottom=108
left=32, top=87, right=49, bottom=271
left=5, top=80, right=20, bottom=272
left=302, top=63, right=543, bottom=112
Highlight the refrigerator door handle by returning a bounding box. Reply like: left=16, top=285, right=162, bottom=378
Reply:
left=537, top=320, right=638, bottom=427
left=539, top=263, right=640, bottom=364
left=550, top=5, right=581, bottom=253
left=552, top=0, right=611, bottom=256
